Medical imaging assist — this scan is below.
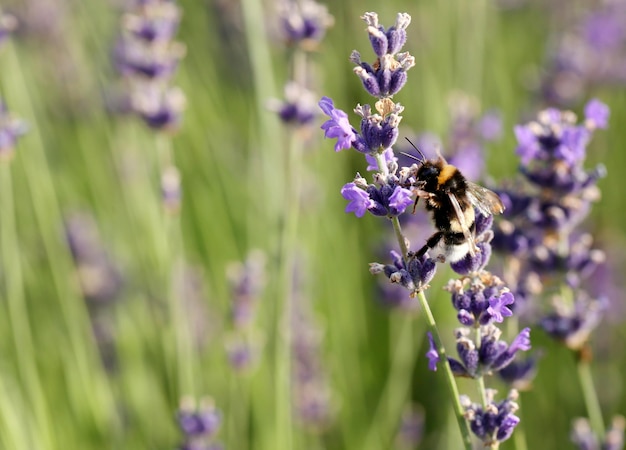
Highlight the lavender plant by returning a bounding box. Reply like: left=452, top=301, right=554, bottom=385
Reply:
left=319, top=11, right=530, bottom=449
left=113, top=0, right=199, bottom=426
left=264, top=1, right=334, bottom=444
left=114, top=0, right=186, bottom=132
left=65, top=212, right=124, bottom=370
left=224, top=250, right=267, bottom=372
left=289, top=258, right=334, bottom=431
left=113, top=0, right=186, bottom=224
left=492, top=100, right=621, bottom=446
left=539, top=2, right=626, bottom=106
left=176, top=397, right=223, bottom=450
left=571, top=415, right=626, bottom=450
left=393, top=404, right=424, bottom=449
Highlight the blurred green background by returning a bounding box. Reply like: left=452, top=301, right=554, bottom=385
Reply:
left=0, top=0, right=625, bottom=449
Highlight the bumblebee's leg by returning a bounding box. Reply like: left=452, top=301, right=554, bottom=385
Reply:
left=411, top=196, right=420, bottom=214
left=414, top=231, right=444, bottom=258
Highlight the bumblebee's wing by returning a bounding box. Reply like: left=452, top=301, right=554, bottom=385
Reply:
left=447, top=193, right=478, bottom=257
left=466, top=182, right=505, bottom=217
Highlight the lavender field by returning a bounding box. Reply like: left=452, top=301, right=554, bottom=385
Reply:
left=0, top=1, right=625, bottom=449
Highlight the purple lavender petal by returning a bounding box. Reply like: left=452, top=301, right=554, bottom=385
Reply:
left=319, top=97, right=357, bottom=151
left=487, top=292, right=515, bottom=323
left=426, top=332, right=439, bottom=371
left=388, top=186, right=413, bottom=215
left=341, top=182, right=373, bottom=217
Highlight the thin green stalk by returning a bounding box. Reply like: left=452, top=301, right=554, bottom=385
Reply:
left=0, top=163, right=53, bottom=450
left=228, top=374, right=251, bottom=450
left=274, top=126, right=302, bottom=450
left=576, top=355, right=605, bottom=439
left=240, top=0, right=281, bottom=233
left=505, top=304, right=529, bottom=450
left=156, top=132, right=195, bottom=396
left=362, top=314, right=419, bottom=450
left=476, top=374, right=488, bottom=408
left=475, top=327, right=488, bottom=407
left=416, top=290, right=473, bottom=450
left=3, top=39, right=117, bottom=436
left=512, top=398, right=529, bottom=450
left=457, top=0, right=488, bottom=97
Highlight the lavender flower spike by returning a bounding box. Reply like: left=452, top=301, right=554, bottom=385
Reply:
left=461, top=389, right=521, bottom=447
left=176, top=396, right=223, bottom=450
left=319, top=96, right=357, bottom=151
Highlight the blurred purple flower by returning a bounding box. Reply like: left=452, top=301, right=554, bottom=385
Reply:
left=395, top=404, right=425, bottom=448
left=0, top=100, right=28, bottom=161
left=123, top=1, right=180, bottom=43
left=278, top=0, right=334, bottom=48
left=540, top=295, right=607, bottom=351
left=268, top=82, right=318, bottom=126
left=112, top=0, right=186, bottom=133
left=571, top=415, right=626, bottom=450
left=176, top=397, right=223, bottom=450
left=584, top=98, right=610, bottom=129
left=0, top=11, right=16, bottom=46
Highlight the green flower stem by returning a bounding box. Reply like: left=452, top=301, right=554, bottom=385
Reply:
left=155, top=132, right=195, bottom=396
left=3, top=39, right=117, bottom=436
left=475, top=327, right=488, bottom=407
left=512, top=398, right=529, bottom=450
left=476, top=374, right=488, bottom=407
left=0, top=163, right=53, bottom=450
left=416, top=290, right=473, bottom=450
left=240, top=0, right=295, bottom=446
left=362, top=314, right=419, bottom=450
left=273, top=43, right=313, bottom=450
left=390, top=216, right=411, bottom=262
left=274, top=127, right=300, bottom=450
left=576, top=353, right=605, bottom=439
left=506, top=311, right=529, bottom=450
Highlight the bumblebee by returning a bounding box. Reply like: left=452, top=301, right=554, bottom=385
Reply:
left=407, top=151, right=505, bottom=263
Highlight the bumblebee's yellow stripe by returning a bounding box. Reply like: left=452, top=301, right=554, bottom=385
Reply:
left=437, top=164, right=456, bottom=187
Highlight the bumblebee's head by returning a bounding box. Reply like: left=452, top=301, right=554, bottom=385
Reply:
left=415, top=159, right=445, bottom=191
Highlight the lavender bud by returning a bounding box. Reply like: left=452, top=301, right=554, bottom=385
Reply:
left=278, top=0, right=334, bottom=48
left=268, top=82, right=318, bottom=126
left=425, top=332, right=439, bottom=371
left=462, top=389, right=521, bottom=447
